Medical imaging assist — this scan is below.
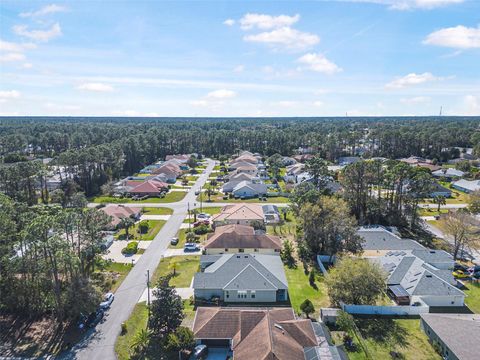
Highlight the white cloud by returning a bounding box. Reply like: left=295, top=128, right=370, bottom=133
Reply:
left=297, top=53, right=342, bottom=74
left=76, top=82, right=114, bottom=92
left=44, top=102, right=80, bottom=111
left=400, top=96, right=431, bottom=104
left=0, top=90, right=21, bottom=99
left=0, top=53, right=26, bottom=62
left=313, top=101, right=324, bottom=107
left=22, top=63, right=33, bottom=69
left=423, top=25, right=480, bottom=49
left=390, top=0, right=463, bottom=10
left=385, top=72, right=439, bottom=89
left=13, top=23, right=62, bottom=42
left=20, top=4, right=67, bottom=17
left=464, top=95, right=480, bottom=115
left=206, top=89, right=236, bottom=99
left=0, top=39, right=36, bottom=52
left=244, top=27, right=319, bottom=51
left=223, top=19, right=235, bottom=26
left=233, top=65, right=245, bottom=73
left=239, top=13, right=300, bottom=30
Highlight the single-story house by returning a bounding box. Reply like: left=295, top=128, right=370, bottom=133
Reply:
left=292, top=154, right=314, bottom=163
left=420, top=313, right=480, bottom=360
left=151, top=166, right=180, bottom=183
left=284, top=163, right=305, bottom=182
left=452, top=179, right=480, bottom=193
left=99, top=204, right=141, bottom=229
left=376, top=249, right=464, bottom=307
left=165, top=154, right=190, bottom=163
left=193, top=253, right=288, bottom=302
left=222, top=180, right=243, bottom=193
left=227, top=172, right=256, bottom=182
left=235, top=164, right=258, bottom=175
left=428, top=182, right=452, bottom=198
left=232, top=181, right=268, bottom=198
left=192, top=307, right=340, bottom=360
left=337, top=156, right=361, bottom=166
left=399, top=156, right=442, bottom=171
left=281, top=156, right=297, bottom=166
left=128, top=179, right=168, bottom=197
left=357, top=226, right=426, bottom=258
left=432, top=168, right=465, bottom=179
left=228, top=160, right=259, bottom=171
left=212, top=203, right=267, bottom=226
left=203, top=224, right=282, bottom=255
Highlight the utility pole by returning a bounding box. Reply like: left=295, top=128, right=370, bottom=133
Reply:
left=200, top=185, right=203, bottom=212
left=147, top=269, right=150, bottom=318
left=188, top=202, right=191, bottom=230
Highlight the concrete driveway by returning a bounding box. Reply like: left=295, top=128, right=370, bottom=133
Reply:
left=102, top=240, right=151, bottom=264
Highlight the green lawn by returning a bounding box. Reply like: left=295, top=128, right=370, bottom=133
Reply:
left=184, top=206, right=224, bottom=223
left=464, top=282, right=480, bottom=313
left=91, top=191, right=186, bottom=204
left=169, top=229, right=209, bottom=248
left=141, top=207, right=173, bottom=215
left=346, top=319, right=440, bottom=360
left=115, top=302, right=149, bottom=360
left=116, top=220, right=166, bottom=241
left=420, top=181, right=470, bottom=205
left=284, top=264, right=329, bottom=318
left=417, top=208, right=449, bottom=217
left=151, top=256, right=200, bottom=287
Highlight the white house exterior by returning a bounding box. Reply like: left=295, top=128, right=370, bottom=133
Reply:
left=452, top=179, right=480, bottom=193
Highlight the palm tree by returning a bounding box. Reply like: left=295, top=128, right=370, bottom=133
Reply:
left=433, top=195, right=446, bottom=213
left=120, top=216, right=136, bottom=240
left=130, top=328, right=151, bottom=357
left=168, top=257, right=179, bottom=276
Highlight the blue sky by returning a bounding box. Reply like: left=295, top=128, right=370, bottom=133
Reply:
left=0, top=0, right=479, bottom=116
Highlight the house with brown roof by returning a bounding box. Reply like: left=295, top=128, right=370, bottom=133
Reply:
left=204, top=224, right=282, bottom=255
left=128, top=179, right=168, bottom=197
left=99, top=204, right=141, bottom=229
left=192, top=307, right=340, bottom=360
left=211, top=203, right=265, bottom=226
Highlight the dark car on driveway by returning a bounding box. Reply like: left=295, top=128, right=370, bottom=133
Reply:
left=79, top=309, right=104, bottom=330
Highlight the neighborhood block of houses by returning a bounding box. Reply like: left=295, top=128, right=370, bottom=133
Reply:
left=211, top=203, right=280, bottom=226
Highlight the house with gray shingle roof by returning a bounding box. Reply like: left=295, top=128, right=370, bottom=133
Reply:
left=375, top=250, right=465, bottom=307
left=420, top=313, right=480, bottom=360
left=452, top=179, right=480, bottom=193
left=357, top=226, right=425, bottom=257
left=193, top=253, right=288, bottom=303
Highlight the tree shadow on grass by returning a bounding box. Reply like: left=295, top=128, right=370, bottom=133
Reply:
left=355, top=318, right=409, bottom=349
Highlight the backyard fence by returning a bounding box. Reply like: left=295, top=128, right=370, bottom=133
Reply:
left=340, top=303, right=429, bottom=316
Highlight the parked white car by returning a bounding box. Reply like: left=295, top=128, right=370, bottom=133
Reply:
left=197, top=213, right=210, bottom=220
left=99, top=292, right=114, bottom=309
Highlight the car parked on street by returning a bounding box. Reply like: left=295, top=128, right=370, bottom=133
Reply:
left=100, top=292, right=114, bottom=309
left=453, top=270, right=470, bottom=279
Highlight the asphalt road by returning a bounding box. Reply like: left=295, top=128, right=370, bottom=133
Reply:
left=63, top=159, right=216, bottom=360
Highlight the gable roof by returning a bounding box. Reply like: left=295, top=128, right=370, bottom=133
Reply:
left=193, top=307, right=318, bottom=360
left=420, top=313, right=480, bottom=360
left=100, top=204, right=141, bottom=227
left=193, top=253, right=287, bottom=290
left=204, top=224, right=282, bottom=250
left=212, top=203, right=264, bottom=223
left=130, top=180, right=166, bottom=194
left=432, top=168, right=465, bottom=178
left=232, top=181, right=268, bottom=194
left=452, top=179, right=480, bottom=192
left=377, top=250, right=463, bottom=298
left=357, top=226, right=425, bottom=251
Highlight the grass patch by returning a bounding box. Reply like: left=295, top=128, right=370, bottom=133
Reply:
left=151, top=256, right=200, bottom=287
left=284, top=263, right=329, bottom=318
left=91, top=191, right=186, bottom=204
left=417, top=208, right=449, bottom=217
left=141, top=207, right=173, bottom=215
left=116, top=220, right=166, bottom=241
left=104, top=262, right=132, bottom=293
left=115, top=302, right=149, bottom=360
left=346, top=319, right=440, bottom=360
left=465, top=282, right=480, bottom=313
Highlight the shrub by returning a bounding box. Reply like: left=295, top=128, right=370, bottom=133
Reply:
left=138, top=220, right=149, bottom=234
left=121, top=241, right=138, bottom=255
left=121, top=322, right=127, bottom=335
left=193, top=224, right=209, bottom=235
left=300, top=299, right=315, bottom=318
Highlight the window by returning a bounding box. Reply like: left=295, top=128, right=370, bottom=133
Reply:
left=254, top=248, right=258, bottom=252
left=238, top=291, right=247, bottom=299
left=226, top=291, right=229, bottom=299
left=251, top=291, right=256, bottom=299
left=274, top=249, right=280, bottom=252
left=239, top=248, right=244, bottom=253
left=225, top=248, right=229, bottom=252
